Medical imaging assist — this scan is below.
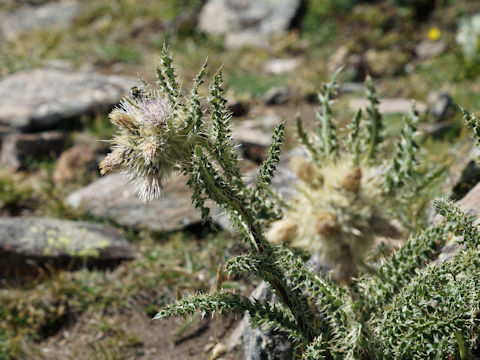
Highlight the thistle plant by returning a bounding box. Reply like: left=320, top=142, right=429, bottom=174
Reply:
left=267, top=72, right=438, bottom=282
left=101, top=47, right=480, bottom=359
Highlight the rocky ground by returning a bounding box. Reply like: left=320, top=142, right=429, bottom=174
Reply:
left=1, top=0, right=480, bottom=359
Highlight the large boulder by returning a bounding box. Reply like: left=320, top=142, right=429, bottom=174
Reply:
left=0, top=69, right=136, bottom=131
left=198, top=0, right=301, bottom=49
left=66, top=173, right=206, bottom=232
left=232, top=114, right=283, bottom=161
left=66, top=147, right=301, bottom=232
left=349, top=98, right=427, bottom=115
left=0, top=1, right=80, bottom=40
left=415, top=40, right=447, bottom=60
left=0, top=217, right=136, bottom=274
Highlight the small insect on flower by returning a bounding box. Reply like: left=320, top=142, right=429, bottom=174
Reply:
left=130, top=86, right=144, bottom=99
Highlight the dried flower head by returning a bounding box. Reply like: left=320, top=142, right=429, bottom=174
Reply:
left=142, top=138, right=160, bottom=165
left=313, top=210, right=338, bottom=237
left=290, top=156, right=323, bottom=187
left=266, top=218, right=298, bottom=244
left=108, top=109, right=138, bottom=132
left=99, top=148, right=124, bottom=175
left=341, top=166, right=362, bottom=193
left=269, top=159, right=396, bottom=281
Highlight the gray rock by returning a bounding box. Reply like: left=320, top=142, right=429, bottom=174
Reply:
left=0, top=217, right=136, bottom=274
left=66, top=172, right=207, bottom=232
left=1, top=131, right=67, bottom=171
left=443, top=146, right=480, bottom=201
left=263, top=86, right=291, bottom=105
left=243, top=282, right=293, bottom=360
left=427, top=91, right=454, bottom=122
left=1, top=1, right=80, bottom=40
left=67, top=146, right=302, bottom=233
left=349, top=98, right=427, bottom=115
left=415, top=40, right=447, bottom=60
left=338, top=82, right=365, bottom=95
left=232, top=114, right=282, bottom=161
left=198, top=0, right=301, bottom=49
left=0, top=68, right=136, bottom=131
left=264, top=58, right=300, bottom=75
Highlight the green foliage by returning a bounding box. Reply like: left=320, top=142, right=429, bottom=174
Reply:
left=0, top=173, right=37, bottom=215
left=364, top=75, right=383, bottom=161
left=463, top=108, right=480, bottom=145
left=101, top=51, right=480, bottom=359
left=257, top=122, right=285, bottom=187
left=301, top=0, right=355, bottom=41
left=227, top=70, right=288, bottom=99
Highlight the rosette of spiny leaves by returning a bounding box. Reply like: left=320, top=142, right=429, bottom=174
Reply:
left=267, top=72, right=442, bottom=283
left=101, top=49, right=480, bottom=359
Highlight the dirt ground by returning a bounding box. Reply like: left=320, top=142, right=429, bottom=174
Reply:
left=38, top=303, right=244, bottom=360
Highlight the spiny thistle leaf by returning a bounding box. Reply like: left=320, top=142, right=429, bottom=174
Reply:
left=364, top=75, right=383, bottom=161
left=347, top=109, right=362, bottom=165
left=183, top=60, right=207, bottom=134
left=302, top=334, right=326, bottom=360
left=154, top=290, right=303, bottom=341
left=384, top=106, right=420, bottom=194
left=316, top=68, right=341, bottom=160
left=276, top=248, right=349, bottom=339
left=434, top=198, right=480, bottom=248
left=296, top=115, right=321, bottom=165
left=224, top=253, right=274, bottom=277
left=257, top=122, right=285, bottom=187
left=356, top=222, right=452, bottom=315
left=185, top=162, right=216, bottom=229
left=156, top=45, right=182, bottom=113
left=463, top=108, right=480, bottom=145
left=210, top=67, right=241, bottom=179
left=372, top=249, right=480, bottom=359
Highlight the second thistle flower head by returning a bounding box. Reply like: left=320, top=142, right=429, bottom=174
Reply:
left=100, top=87, right=195, bottom=202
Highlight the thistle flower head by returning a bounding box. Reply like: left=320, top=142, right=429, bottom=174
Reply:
left=99, top=147, right=124, bottom=176
left=108, top=109, right=138, bottom=131
left=136, top=92, right=171, bottom=128
left=269, top=158, right=395, bottom=281
left=290, top=156, right=323, bottom=187
left=100, top=86, right=196, bottom=201
left=266, top=218, right=298, bottom=244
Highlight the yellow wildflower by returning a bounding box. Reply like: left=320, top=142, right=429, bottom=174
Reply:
left=427, top=27, right=441, bottom=41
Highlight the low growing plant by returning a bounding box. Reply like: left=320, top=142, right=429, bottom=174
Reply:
left=100, top=46, right=480, bottom=359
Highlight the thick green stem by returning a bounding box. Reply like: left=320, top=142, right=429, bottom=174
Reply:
left=193, top=141, right=314, bottom=342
